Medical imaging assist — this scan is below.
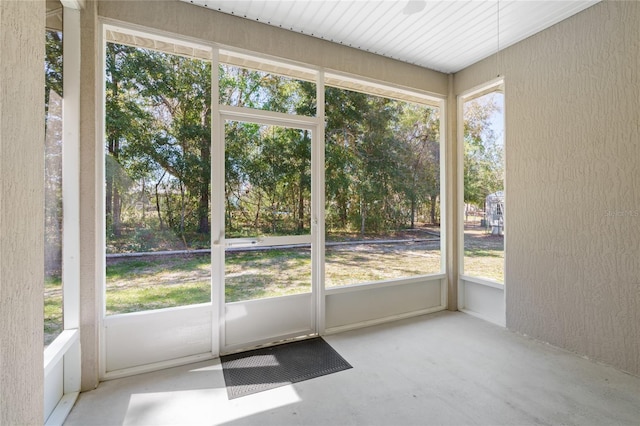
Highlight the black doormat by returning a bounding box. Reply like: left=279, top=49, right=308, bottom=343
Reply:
left=221, top=337, right=352, bottom=399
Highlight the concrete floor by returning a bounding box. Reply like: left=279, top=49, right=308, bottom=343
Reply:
left=65, top=311, right=640, bottom=426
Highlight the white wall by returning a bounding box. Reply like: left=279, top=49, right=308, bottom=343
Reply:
left=0, top=0, right=45, bottom=422
left=455, top=0, right=640, bottom=376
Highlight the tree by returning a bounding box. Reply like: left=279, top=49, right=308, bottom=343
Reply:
left=356, top=95, right=403, bottom=234
left=325, top=87, right=369, bottom=231
left=105, top=44, right=212, bottom=242
left=140, top=51, right=212, bottom=234
left=105, top=44, right=155, bottom=237
left=463, top=94, right=504, bottom=208
left=221, top=66, right=313, bottom=236
left=325, top=88, right=441, bottom=233
left=398, top=104, right=440, bottom=226
left=45, top=31, right=63, bottom=113
left=44, top=31, right=64, bottom=273
left=103, top=43, right=445, bottom=251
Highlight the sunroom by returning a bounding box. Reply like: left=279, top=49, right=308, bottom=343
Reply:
left=2, top=0, right=640, bottom=424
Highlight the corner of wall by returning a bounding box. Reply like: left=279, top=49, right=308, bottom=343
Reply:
left=452, top=0, right=640, bottom=376
left=445, top=73, right=459, bottom=310
left=79, top=0, right=101, bottom=392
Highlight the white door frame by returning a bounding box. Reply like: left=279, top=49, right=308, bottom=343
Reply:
left=213, top=104, right=323, bottom=354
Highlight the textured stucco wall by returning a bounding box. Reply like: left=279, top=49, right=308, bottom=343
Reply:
left=98, top=0, right=448, bottom=96
left=79, top=0, right=101, bottom=392
left=0, top=0, right=45, bottom=423
left=455, top=0, right=640, bottom=376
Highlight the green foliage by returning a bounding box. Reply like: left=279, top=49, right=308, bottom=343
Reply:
left=105, top=43, right=212, bottom=243
left=325, top=87, right=441, bottom=234
left=104, top=43, right=444, bottom=253
left=463, top=94, right=504, bottom=208
left=44, top=31, right=65, bottom=345
left=45, top=31, right=63, bottom=107
left=44, top=31, right=64, bottom=275
left=225, top=122, right=311, bottom=236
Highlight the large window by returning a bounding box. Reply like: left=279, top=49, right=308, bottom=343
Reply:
left=462, top=88, right=505, bottom=283
left=324, top=86, right=442, bottom=287
left=104, top=43, right=212, bottom=314
left=44, top=7, right=82, bottom=420
left=220, top=64, right=316, bottom=116
left=103, top=29, right=445, bottom=317
left=44, top=29, right=64, bottom=347
left=224, top=121, right=313, bottom=301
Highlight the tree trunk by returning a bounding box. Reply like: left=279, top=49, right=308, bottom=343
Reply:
left=106, top=46, right=122, bottom=237
left=225, top=190, right=232, bottom=232
left=164, top=182, right=175, bottom=230
left=271, top=198, right=279, bottom=234
left=155, top=171, right=166, bottom=230
left=179, top=180, right=186, bottom=235
left=141, top=179, right=146, bottom=221
left=111, top=179, right=122, bottom=237
left=198, top=185, right=210, bottom=234
left=106, top=176, right=113, bottom=221
left=410, top=196, right=416, bottom=229
left=297, top=177, right=305, bottom=232
left=198, top=137, right=210, bottom=234
left=254, top=191, right=262, bottom=231
left=430, top=194, right=437, bottom=224
left=360, top=196, right=366, bottom=237
left=339, top=194, right=348, bottom=228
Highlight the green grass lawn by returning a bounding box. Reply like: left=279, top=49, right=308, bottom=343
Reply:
left=102, top=243, right=445, bottom=315
left=463, top=227, right=504, bottom=283
left=44, top=233, right=503, bottom=345
left=44, top=276, right=63, bottom=346
left=106, top=255, right=212, bottom=314
left=225, top=249, right=311, bottom=301
left=325, top=245, right=442, bottom=286
left=463, top=249, right=504, bottom=282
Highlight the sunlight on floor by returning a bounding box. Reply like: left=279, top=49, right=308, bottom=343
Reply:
left=123, top=363, right=301, bottom=425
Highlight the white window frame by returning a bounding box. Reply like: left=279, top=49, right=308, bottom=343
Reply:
left=98, top=22, right=219, bottom=379
left=323, top=72, right=448, bottom=286
left=44, top=5, right=82, bottom=425
left=457, top=78, right=506, bottom=327
left=97, top=21, right=449, bottom=375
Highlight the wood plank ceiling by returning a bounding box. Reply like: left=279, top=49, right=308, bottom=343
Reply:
left=184, top=0, right=600, bottom=74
